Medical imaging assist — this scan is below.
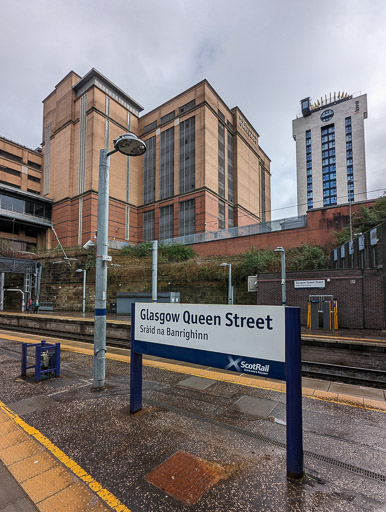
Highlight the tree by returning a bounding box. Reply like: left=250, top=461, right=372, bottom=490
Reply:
left=335, top=195, right=386, bottom=244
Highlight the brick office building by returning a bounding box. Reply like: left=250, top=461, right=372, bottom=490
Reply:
left=0, top=137, right=52, bottom=253
left=42, top=68, right=271, bottom=248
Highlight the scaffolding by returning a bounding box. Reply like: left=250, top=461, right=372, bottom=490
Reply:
left=0, top=257, right=41, bottom=311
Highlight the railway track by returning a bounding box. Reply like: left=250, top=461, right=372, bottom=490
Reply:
left=1, top=325, right=385, bottom=389
left=0, top=323, right=129, bottom=348
left=302, top=361, right=386, bottom=389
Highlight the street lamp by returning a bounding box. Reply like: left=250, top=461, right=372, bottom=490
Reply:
left=75, top=269, right=87, bottom=314
left=274, top=247, right=286, bottom=306
left=220, top=262, right=232, bottom=304
left=94, top=133, right=146, bottom=390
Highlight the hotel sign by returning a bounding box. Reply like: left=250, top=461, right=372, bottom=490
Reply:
left=238, top=115, right=258, bottom=146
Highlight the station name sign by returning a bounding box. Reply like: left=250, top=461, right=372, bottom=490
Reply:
left=133, top=304, right=285, bottom=379
left=294, top=280, right=325, bottom=289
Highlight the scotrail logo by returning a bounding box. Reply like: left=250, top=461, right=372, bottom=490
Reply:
left=225, top=356, right=269, bottom=375
left=225, top=356, right=242, bottom=372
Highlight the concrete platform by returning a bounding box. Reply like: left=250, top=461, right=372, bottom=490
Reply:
left=0, top=331, right=385, bottom=511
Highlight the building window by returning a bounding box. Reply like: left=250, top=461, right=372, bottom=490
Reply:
left=218, top=200, right=225, bottom=229
left=179, top=117, right=195, bottom=193
left=160, top=111, right=175, bottom=125
left=143, top=210, right=155, bottom=242
left=78, top=94, right=87, bottom=194
left=0, top=181, right=20, bottom=188
left=144, top=136, right=156, bottom=204
left=28, top=175, right=40, bottom=183
left=0, top=166, right=21, bottom=177
left=179, top=199, right=195, bottom=236
left=105, top=97, right=110, bottom=150
left=159, top=205, right=174, bottom=240
left=260, top=164, right=266, bottom=222
left=218, top=121, right=225, bottom=198
left=179, top=100, right=195, bottom=114
left=44, top=124, right=51, bottom=195
left=28, top=161, right=41, bottom=170
left=321, top=124, right=336, bottom=207
left=0, top=149, right=22, bottom=163
left=305, top=130, right=312, bottom=209
left=227, top=130, right=234, bottom=203
left=0, top=192, right=51, bottom=219
left=143, top=121, right=157, bottom=134
left=160, top=127, right=174, bottom=199
left=345, top=116, right=354, bottom=201
left=228, top=206, right=234, bottom=228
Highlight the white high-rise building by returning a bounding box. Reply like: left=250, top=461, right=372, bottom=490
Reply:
left=293, top=92, right=367, bottom=216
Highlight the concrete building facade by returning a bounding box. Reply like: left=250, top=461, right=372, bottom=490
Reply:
left=0, top=137, right=52, bottom=253
left=42, top=69, right=271, bottom=248
left=293, top=92, right=367, bottom=216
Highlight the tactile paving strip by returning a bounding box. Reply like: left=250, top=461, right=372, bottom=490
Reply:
left=146, top=450, right=226, bottom=505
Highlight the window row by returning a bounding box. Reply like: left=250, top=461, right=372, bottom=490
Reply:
left=142, top=100, right=197, bottom=134
left=143, top=117, right=196, bottom=205
left=0, top=192, right=51, bottom=219
left=142, top=199, right=196, bottom=242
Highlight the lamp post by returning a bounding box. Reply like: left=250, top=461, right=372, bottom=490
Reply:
left=220, top=262, right=232, bottom=304
left=75, top=269, right=87, bottom=314
left=93, top=133, right=146, bottom=390
left=274, top=247, right=286, bottom=306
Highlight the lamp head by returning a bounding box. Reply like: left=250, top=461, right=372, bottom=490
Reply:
left=75, top=269, right=84, bottom=273
left=274, top=247, right=285, bottom=253
left=113, top=133, right=146, bottom=156
left=220, top=262, right=228, bottom=267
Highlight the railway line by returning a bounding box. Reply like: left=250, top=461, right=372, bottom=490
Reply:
left=302, top=361, right=386, bottom=388
left=0, top=322, right=385, bottom=390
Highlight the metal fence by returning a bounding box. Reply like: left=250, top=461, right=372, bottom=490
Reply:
left=162, top=215, right=307, bottom=246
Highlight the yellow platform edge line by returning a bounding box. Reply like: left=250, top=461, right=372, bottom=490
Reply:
left=0, top=398, right=131, bottom=512
left=0, top=333, right=385, bottom=413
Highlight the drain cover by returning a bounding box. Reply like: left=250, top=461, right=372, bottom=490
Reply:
left=146, top=451, right=225, bottom=505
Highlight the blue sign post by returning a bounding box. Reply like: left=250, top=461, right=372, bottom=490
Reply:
left=130, top=303, right=303, bottom=479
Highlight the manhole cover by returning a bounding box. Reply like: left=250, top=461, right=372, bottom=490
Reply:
left=146, top=451, right=226, bottom=505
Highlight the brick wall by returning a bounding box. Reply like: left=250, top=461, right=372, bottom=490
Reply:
left=191, top=200, right=376, bottom=257
left=250, top=269, right=384, bottom=329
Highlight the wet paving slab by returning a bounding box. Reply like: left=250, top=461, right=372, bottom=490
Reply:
left=0, top=339, right=385, bottom=511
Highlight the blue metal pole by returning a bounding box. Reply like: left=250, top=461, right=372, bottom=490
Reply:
left=21, top=343, right=27, bottom=376
left=35, top=345, right=41, bottom=382
left=130, top=303, right=143, bottom=413
left=285, top=307, right=303, bottom=478
left=55, top=343, right=61, bottom=377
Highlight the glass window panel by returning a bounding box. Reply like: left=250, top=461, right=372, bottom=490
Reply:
left=179, top=199, right=195, bottom=236
left=179, top=117, right=195, bottom=193
left=160, top=127, right=174, bottom=199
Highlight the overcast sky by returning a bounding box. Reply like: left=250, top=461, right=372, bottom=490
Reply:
left=1, top=0, right=385, bottom=219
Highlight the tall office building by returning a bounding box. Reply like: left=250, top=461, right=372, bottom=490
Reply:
left=42, top=69, right=271, bottom=247
left=292, top=92, right=367, bottom=216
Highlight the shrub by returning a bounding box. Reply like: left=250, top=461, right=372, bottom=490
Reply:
left=159, top=243, right=196, bottom=262
left=239, top=248, right=278, bottom=278
left=287, top=245, right=329, bottom=271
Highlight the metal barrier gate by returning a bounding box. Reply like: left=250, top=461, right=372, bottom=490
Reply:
left=307, top=295, right=338, bottom=331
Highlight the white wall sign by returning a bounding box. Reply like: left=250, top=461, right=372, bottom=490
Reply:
left=294, top=280, right=326, bottom=289
left=134, top=303, right=285, bottom=363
